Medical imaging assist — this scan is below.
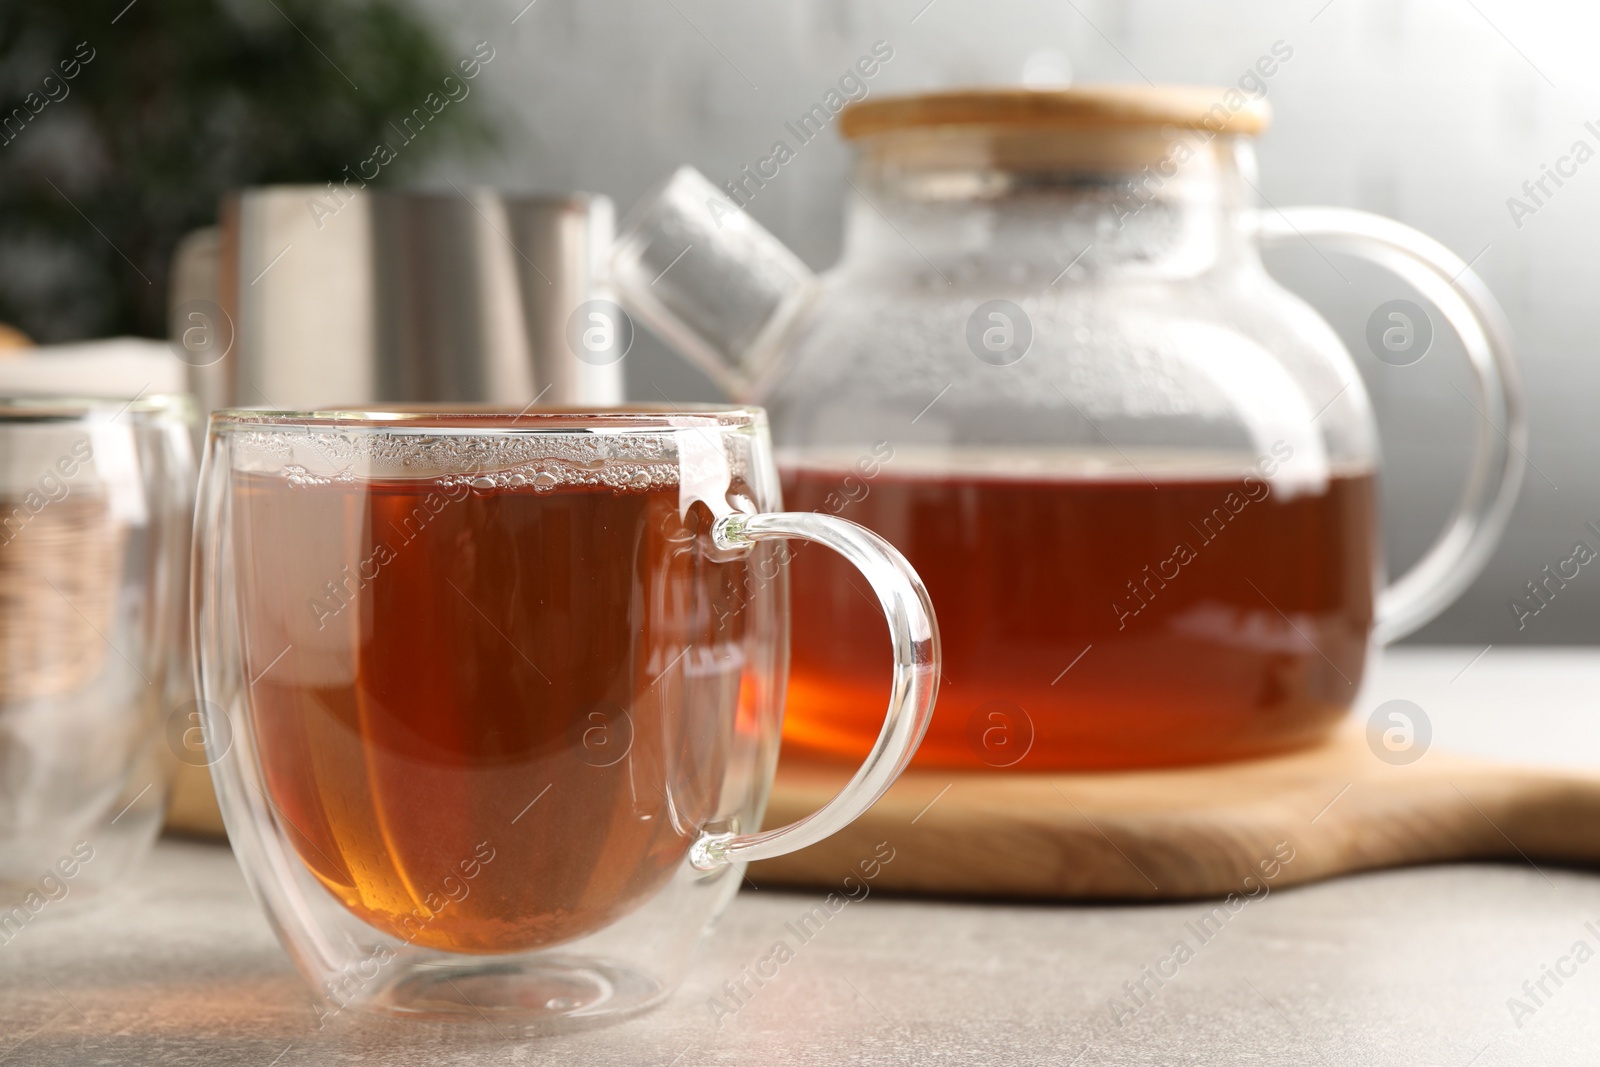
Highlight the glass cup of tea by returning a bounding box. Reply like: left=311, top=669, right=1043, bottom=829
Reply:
left=0, top=395, right=195, bottom=920
left=192, top=405, right=938, bottom=1027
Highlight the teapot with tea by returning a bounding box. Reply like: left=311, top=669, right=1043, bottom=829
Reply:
left=609, top=86, right=1524, bottom=770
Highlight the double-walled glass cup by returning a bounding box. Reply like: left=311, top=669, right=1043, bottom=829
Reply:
left=192, top=406, right=938, bottom=1027
left=0, top=396, right=194, bottom=920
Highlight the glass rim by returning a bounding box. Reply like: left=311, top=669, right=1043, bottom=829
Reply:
left=0, top=393, right=193, bottom=424
left=208, top=403, right=765, bottom=435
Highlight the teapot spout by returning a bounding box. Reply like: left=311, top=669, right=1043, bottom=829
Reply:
left=610, top=167, right=816, bottom=400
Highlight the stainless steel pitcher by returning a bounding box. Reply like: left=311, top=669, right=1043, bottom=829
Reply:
left=169, top=187, right=624, bottom=413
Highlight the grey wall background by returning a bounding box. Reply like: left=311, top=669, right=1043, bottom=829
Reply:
left=416, top=0, right=1596, bottom=645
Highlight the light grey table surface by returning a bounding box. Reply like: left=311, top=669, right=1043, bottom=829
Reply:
left=5, top=647, right=1599, bottom=1066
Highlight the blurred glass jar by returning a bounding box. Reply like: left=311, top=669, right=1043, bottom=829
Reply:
left=610, top=87, right=1524, bottom=770
left=0, top=396, right=195, bottom=918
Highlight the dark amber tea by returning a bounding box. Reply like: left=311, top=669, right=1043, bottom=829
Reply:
left=781, top=451, right=1377, bottom=770
left=231, top=466, right=753, bottom=954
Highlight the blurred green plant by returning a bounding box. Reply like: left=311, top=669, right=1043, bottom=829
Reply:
left=0, top=0, right=495, bottom=342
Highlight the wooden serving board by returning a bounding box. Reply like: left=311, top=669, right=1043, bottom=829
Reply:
left=168, top=724, right=1600, bottom=900
left=747, top=724, right=1600, bottom=899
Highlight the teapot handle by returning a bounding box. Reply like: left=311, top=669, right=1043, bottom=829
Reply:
left=1255, top=208, right=1526, bottom=644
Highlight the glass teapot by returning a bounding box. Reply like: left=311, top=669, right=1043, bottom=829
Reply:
left=609, top=87, right=1524, bottom=771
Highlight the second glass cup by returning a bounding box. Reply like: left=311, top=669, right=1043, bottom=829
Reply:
left=192, top=405, right=938, bottom=1027
left=0, top=396, right=194, bottom=917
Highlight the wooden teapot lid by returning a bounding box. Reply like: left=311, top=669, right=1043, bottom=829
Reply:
left=839, top=86, right=1270, bottom=140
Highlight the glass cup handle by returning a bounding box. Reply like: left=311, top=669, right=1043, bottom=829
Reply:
left=688, top=511, right=940, bottom=871
left=1256, top=207, right=1527, bottom=644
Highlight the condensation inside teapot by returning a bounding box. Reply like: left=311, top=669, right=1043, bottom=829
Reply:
left=611, top=87, right=1520, bottom=770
